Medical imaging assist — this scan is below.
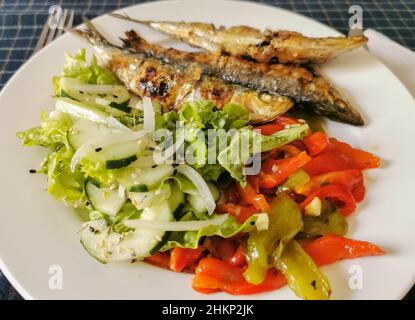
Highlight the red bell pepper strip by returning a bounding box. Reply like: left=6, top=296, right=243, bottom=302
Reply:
left=255, top=116, right=303, bottom=136
left=192, top=257, right=287, bottom=295
left=237, top=182, right=270, bottom=212
left=303, top=234, right=384, bottom=266
left=227, top=244, right=246, bottom=267
left=259, top=151, right=312, bottom=189
left=328, top=138, right=380, bottom=170
left=255, top=122, right=285, bottom=136
left=170, top=247, right=204, bottom=272
left=303, top=152, right=356, bottom=176
left=267, top=144, right=302, bottom=161
left=192, top=235, right=383, bottom=295
left=216, top=203, right=258, bottom=224
left=303, top=131, right=329, bottom=156
left=144, top=252, right=170, bottom=269
left=247, top=175, right=260, bottom=193
left=300, top=184, right=356, bottom=216
left=296, top=169, right=365, bottom=202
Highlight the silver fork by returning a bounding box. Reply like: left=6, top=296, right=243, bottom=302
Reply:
left=33, top=9, right=75, bottom=55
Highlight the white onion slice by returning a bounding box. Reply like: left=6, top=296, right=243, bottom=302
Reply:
left=253, top=213, right=269, bottom=231
left=124, top=214, right=228, bottom=231
left=176, top=164, right=216, bottom=214
left=70, top=130, right=148, bottom=172
left=142, top=97, right=155, bottom=132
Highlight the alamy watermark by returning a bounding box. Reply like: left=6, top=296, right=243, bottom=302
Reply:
left=48, top=264, right=63, bottom=290
left=151, top=123, right=263, bottom=175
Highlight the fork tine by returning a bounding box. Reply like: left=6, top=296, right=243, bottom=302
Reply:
left=66, top=10, right=75, bottom=30
left=33, top=15, right=52, bottom=54
left=45, top=18, right=58, bottom=46
left=55, top=9, right=68, bottom=38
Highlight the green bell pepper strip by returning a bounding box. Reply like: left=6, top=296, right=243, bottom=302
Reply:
left=282, top=169, right=310, bottom=190
left=243, top=192, right=303, bottom=285
left=274, top=239, right=332, bottom=300
left=298, top=210, right=348, bottom=239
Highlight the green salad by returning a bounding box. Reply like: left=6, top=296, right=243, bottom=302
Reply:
left=17, top=50, right=308, bottom=263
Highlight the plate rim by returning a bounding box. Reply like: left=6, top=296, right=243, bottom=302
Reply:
left=0, top=0, right=414, bottom=300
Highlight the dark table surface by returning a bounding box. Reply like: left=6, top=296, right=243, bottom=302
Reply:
left=0, top=0, right=414, bottom=300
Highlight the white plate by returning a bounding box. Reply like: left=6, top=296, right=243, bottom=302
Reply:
left=0, top=0, right=414, bottom=300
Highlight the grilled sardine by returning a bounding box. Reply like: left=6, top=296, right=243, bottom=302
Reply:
left=111, top=13, right=367, bottom=64
left=122, top=30, right=364, bottom=126
left=72, top=21, right=293, bottom=123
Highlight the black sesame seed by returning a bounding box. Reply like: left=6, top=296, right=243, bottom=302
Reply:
left=85, top=201, right=90, bottom=206
left=151, top=165, right=157, bottom=168
left=311, top=280, right=317, bottom=290
left=29, top=169, right=37, bottom=173
left=95, top=147, right=103, bottom=152
left=89, top=226, right=95, bottom=233
left=131, top=259, right=136, bottom=263
left=79, top=91, right=84, bottom=94
left=113, top=95, right=118, bottom=99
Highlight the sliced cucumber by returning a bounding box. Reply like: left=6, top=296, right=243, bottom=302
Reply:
left=117, top=164, right=174, bottom=190
left=148, top=182, right=184, bottom=254
left=59, top=77, right=130, bottom=116
left=188, top=183, right=220, bottom=213
left=167, top=182, right=185, bottom=214
left=84, top=140, right=143, bottom=170
left=188, top=193, right=209, bottom=214
left=55, top=97, right=127, bottom=130
left=81, top=183, right=185, bottom=262
left=85, top=180, right=126, bottom=216
left=68, top=119, right=116, bottom=150
left=175, top=173, right=198, bottom=195
left=81, top=196, right=178, bottom=262
left=208, top=183, right=221, bottom=202
left=128, top=183, right=171, bottom=210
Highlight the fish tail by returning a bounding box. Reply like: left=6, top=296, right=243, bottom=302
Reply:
left=71, top=17, right=111, bottom=48
left=110, top=13, right=152, bottom=26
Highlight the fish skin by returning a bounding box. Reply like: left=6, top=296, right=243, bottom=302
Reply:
left=110, top=14, right=367, bottom=64
left=71, top=21, right=293, bottom=123
left=122, top=30, right=364, bottom=126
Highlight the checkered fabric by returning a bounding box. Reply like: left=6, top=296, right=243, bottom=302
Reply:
left=0, top=0, right=414, bottom=300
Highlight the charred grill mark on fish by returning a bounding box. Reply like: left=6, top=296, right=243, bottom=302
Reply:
left=122, top=30, right=364, bottom=126
left=72, top=20, right=294, bottom=123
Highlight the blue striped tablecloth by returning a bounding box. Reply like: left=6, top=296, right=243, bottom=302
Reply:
left=0, top=0, right=414, bottom=300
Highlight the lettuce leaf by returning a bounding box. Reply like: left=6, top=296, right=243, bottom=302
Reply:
left=218, top=124, right=309, bottom=186
left=17, top=110, right=73, bottom=149
left=52, top=48, right=117, bottom=94
left=41, top=147, right=86, bottom=206
left=179, top=100, right=215, bottom=127
left=17, top=110, right=85, bottom=206
left=210, top=103, right=250, bottom=130
left=160, top=213, right=258, bottom=251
